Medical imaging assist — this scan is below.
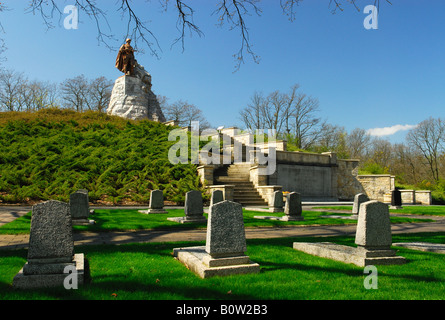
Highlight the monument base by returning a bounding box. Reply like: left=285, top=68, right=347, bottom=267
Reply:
left=173, top=246, right=260, bottom=279
left=167, top=217, right=207, bottom=224
left=138, top=209, right=168, bottom=214
left=292, top=242, right=406, bottom=267
left=12, top=254, right=87, bottom=289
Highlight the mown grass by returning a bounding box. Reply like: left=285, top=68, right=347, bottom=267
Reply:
left=0, top=109, right=204, bottom=205
left=0, top=233, right=444, bottom=300
left=314, top=205, right=445, bottom=216
left=0, top=208, right=433, bottom=235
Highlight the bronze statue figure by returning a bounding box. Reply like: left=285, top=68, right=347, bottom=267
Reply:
left=115, top=38, right=136, bottom=76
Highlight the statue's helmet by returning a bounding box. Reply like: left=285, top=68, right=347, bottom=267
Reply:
left=126, top=38, right=131, bottom=43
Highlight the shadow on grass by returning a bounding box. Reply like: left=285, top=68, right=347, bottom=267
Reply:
left=1, top=233, right=444, bottom=300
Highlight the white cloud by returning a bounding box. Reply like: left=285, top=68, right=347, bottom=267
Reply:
left=367, top=124, right=418, bottom=137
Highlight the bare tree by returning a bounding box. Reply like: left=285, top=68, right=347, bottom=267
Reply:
left=163, top=99, right=210, bottom=129
left=367, top=137, right=393, bottom=171
left=239, top=91, right=266, bottom=132
left=19, top=80, right=59, bottom=111
left=239, top=90, right=290, bottom=136
left=60, top=75, right=89, bottom=112
left=312, top=123, right=347, bottom=157
left=346, top=128, right=371, bottom=159
left=0, top=69, right=27, bottom=111
left=60, top=75, right=113, bottom=112
left=289, top=92, right=322, bottom=150
left=406, top=117, right=445, bottom=182
left=391, top=143, right=422, bottom=186
left=239, top=84, right=322, bottom=149
left=88, top=77, right=113, bottom=113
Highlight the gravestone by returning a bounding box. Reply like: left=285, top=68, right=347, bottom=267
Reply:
left=205, top=201, right=247, bottom=258
left=293, top=200, right=406, bottom=266
left=210, top=190, right=224, bottom=207
left=173, top=201, right=260, bottom=278
left=390, top=189, right=403, bottom=209
left=270, top=190, right=284, bottom=213
left=168, top=190, right=207, bottom=224
left=283, top=192, right=304, bottom=221
left=354, top=200, right=406, bottom=264
left=352, top=193, right=369, bottom=218
left=70, top=189, right=95, bottom=225
left=141, top=190, right=167, bottom=214
left=13, top=200, right=87, bottom=289
left=253, top=191, right=303, bottom=221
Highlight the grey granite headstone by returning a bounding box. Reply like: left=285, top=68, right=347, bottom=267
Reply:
left=293, top=200, right=405, bottom=266
left=70, top=189, right=95, bottom=225
left=355, top=200, right=392, bottom=249
left=28, top=201, right=74, bottom=263
left=206, top=201, right=247, bottom=258
left=173, top=200, right=260, bottom=278
left=185, top=190, right=204, bottom=218
left=210, top=190, right=224, bottom=207
left=352, top=193, right=369, bottom=217
left=13, top=200, right=87, bottom=288
left=167, top=190, right=206, bottom=223
left=270, top=191, right=284, bottom=213
left=283, top=192, right=304, bottom=221
left=354, top=200, right=405, bottom=264
left=142, top=190, right=168, bottom=214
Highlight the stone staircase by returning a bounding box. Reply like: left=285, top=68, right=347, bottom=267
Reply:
left=213, top=163, right=268, bottom=207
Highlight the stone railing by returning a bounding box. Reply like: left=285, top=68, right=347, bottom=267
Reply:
left=383, top=189, right=432, bottom=205
left=357, top=175, right=395, bottom=202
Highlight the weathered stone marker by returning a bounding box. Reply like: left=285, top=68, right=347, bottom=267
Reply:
left=205, top=201, right=247, bottom=258
left=254, top=191, right=304, bottom=221
left=13, top=200, right=87, bottom=289
left=168, top=190, right=207, bottom=224
left=210, top=190, right=224, bottom=207
left=354, top=200, right=405, bottom=264
left=141, top=190, right=168, bottom=214
left=70, top=189, right=95, bottom=225
left=173, top=201, right=260, bottom=278
left=352, top=193, right=369, bottom=218
left=270, top=190, right=284, bottom=213
left=293, top=200, right=406, bottom=267
left=283, top=192, right=304, bottom=221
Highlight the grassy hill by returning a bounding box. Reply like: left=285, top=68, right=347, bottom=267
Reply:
left=0, top=108, right=204, bottom=205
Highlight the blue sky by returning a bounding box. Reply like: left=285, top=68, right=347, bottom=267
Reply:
left=1, top=1, right=444, bottom=143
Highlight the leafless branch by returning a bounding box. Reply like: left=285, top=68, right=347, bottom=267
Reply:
left=117, top=0, right=162, bottom=57
left=214, top=0, right=262, bottom=72
left=172, top=0, right=204, bottom=52
left=280, top=0, right=303, bottom=22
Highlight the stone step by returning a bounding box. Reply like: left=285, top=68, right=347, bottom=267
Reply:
left=227, top=167, right=251, bottom=172
left=215, top=177, right=251, bottom=183
left=234, top=190, right=261, bottom=195
left=234, top=197, right=265, bottom=202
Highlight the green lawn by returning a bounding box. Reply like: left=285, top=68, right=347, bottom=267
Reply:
left=313, top=205, right=445, bottom=216
left=0, top=208, right=433, bottom=235
left=1, top=233, right=444, bottom=300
